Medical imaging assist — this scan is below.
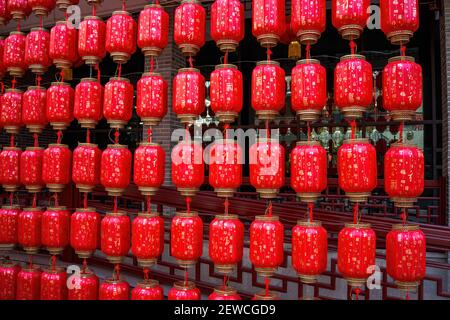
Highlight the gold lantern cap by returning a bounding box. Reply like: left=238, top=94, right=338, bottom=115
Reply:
left=80, top=77, right=99, bottom=83
left=107, top=143, right=128, bottom=149
left=340, top=54, right=366, bottom=61
left=27, top=85, right=46, bottom=91
left=137, top=279, right=160, bottom=288
left=178, top=67, right=200, bottom=73
left=257, top=60, right=280, bottom=67
left=31, top=27, right=48, bottom=32
left=23, top=207, right=44, bottom=211
left=112, top=10, right=131, bottom=16
left=138, top=141, right=160, bottom=147
left=50, top=81, right=70, bottom=87
left=5, top=88, right=23, bottom=93
left=173, top=280, right=196, bottom=290
left=215, top=64, right=237, bottom=70
left=44, top=266, right=65, bottom=274
left=78, top=142, right=98, bottom=148
left=10, top=31, right=25, bottom=36
left=47, top=206, right=68, bottom=211
left=25, top=146, right=44, bottom=151
left=137, top=211, right=160, bottom=218
left=84, top=15, right=103, bottom=21
left=215, top=214, right=239, bottom=220
left=142, top=71, right=162, bottom=77
left=391, top=224, right=420, bottom=231
left=1, top=205, right=21, bottom=210
left=343, top=138, right=369, bottom=145
left=388, top=56, right=415, bottom=63
left=109, top=76, right=130, bottom=83
left=176, top=210, right=198, bottom=218
left=255, top=215, right=279, bottom=222
left=48, top=143, right=69, bottom=148
left=106, top=210, right=127, bottom=216
left=75, top=207, right=96, bottom=212
left=296, top=220, right=322, bottom=227
left=344, top=222, right=371, bottom=229
left=214, top=285, right=238, bottom=296
left=296, top=140, right=321, bottom=147
left=297, top=58, right=320, bottom=65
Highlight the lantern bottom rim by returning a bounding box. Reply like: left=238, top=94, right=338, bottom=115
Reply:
left=215, top=263, right=236, bottom=274
left=338, top=25, right=363, bottom=41
left=110, top=52, right=131, bottom=64
left=25, top=185, right=43, bottom=193
left=137, top=258, right=157, bottom=268
left=340, top=106, right=366, bottom=119
left=138, top=186, right=158, bottom=196
left=4, top=125, right=21, bottom=134
left=388, top=30, right=413, bottom=46
left=345, top=277, right=367, bottom=287
left=53, top=58, right=72, bottom=70
left=11, top=12, right=26, bottom=20
left=32, top=7, right=50, bottom=17
left=142, top=117, right=162, bottom=126
left=0, top=244, right=15, bottom=251
left=50, top=122, right=69, bottom=131
left=46, top=247, right=64, bottom=255
left=297, top=30, right=321, bottom=45
left=346, top=192, right=370, bottom=203
left=78, top=119, right=98, bottom=129
left=176, top=259, right=197, bottom=268
left=215, top=111, right=238, bottom=124
left=47, top=184, right=66, bottom=193
left=107, top=120, right=126, bottom=129
left=392, top=197, right=417, bottom=208
left=142, top=46, right=163, bottom=58
left=178, top=187, right=198, bottom=197
left=76, top=184, right=95, bottom=193
left=256, top=110, right=278, bottom=121
left=29, top=64, right=48, bottom=75
left=76, top=250, right=94, bottom=259
left=396, top=280, right=420, bottom=292
left=297, top=109, right=321, bottom=122
left=23, top=246, right=39, bottom=254
left=82, top=56, right=102, bottom=66
left=255, top=267, right=276, bottom=277
left=177, top=113, right=198, bottom=124
left=297, top=192, right=321, bottom=203
left=254, top=290, right=278, bottom=300
left=298, top=274, right=318, bottom=284
left=389, top=110, right=416, bottom=122
left=179, top=44, right=200, bottom=57
left=257, top=188, right=279, bottom=199
left=26, top=124, right=45, bottom=134
left=217, top=40, right=238, bottom=53
left=105, top=187, right=125, bottom=197
left=256, top=34, right=279, bottom=48
left=3, top=184, right=19, bottom=192
left=215, top=188, right=236, bottom=198
left=106, top=255, right=124, bottom=264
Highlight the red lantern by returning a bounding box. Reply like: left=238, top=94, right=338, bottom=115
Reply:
left=252, top=0, right=285, bottom=47
left=16, top=266, right=41, bottom=300
left=290, top=141, right=327, bottom=203
left=334, top=54, right=373, bottom=119
left=72, top=142, right=101, bottom=192
left=249, top=215, right=284, bottom=277
left=384, top=142, right=424, bottom=208
left=132, top=211, right=164, bottom=267
left=337, top=138, right=377, bottom=202
left=18, top=207, right=43, bottom=253
left=0, top=1, right=11, bottom=26
left=292, top=220, right=328, bottom=283
left=382, top=56, right=422, bottom=121
left=0, top=147, right=21, bottom=192
left=133, top=142, right=165, bottom=196
left=20, top=147, right=44, bottom=192
left=170, top=211, right=203, bottom=267
left=25, top=27, right=51, bottom=74
left=103, top=77, right=134, bottom=129
left=46, top=82, right=74, bottom=131
left=210, top=64, right=243, bottom=123
left=0, top=37, right=6, bottom=77
left=251, top=61, right=286, bottom=120
left=172, top=68, right=205, bottom=124
left=291, top=59, right=327, bottom=121
left=105, top=11, right=137, bottom=64
left=49, top=21, right=78, bottom=69
left=138, top=4, right=169, bottom=57
left=55, top=0, right=79, bottom=11
left=42, top=143, right=72, bottom=193
left=209, top=286, right=241, bottom=300
left=131, top=280, right=163, bottom=300
left=100, top=144, right=132, bottom=196
left=174, top=0, right=206, bottom=56
left=171, top=141, right=204, bottom=196
left=249, top=139, right=285, bottom=199
left=0, top=88, right=23, bottom=134
left=68, top=270, right=99, bottom=300
left=70, top=208, right=100, bottom=258
left=136, top=72, right=168, bottom=126
left=291, top=0, right=326, bottom=44
left=332, top=0, right=370, bottom=40
left=0, top=205, right=20, bottom=250
left=6, top=0, right=30, bottom=20
left=74, top=78, right=103, bottom=128
left=338, top=223, right=376, bottom=287
left=386, top=224, right=426, bottom=291
left=381, top=0, right=419, bottom=45
left=23, top=86, right=47, bottom=133
left=0, top=262, right=20, bottom=300
left=99, top=279, right=129, bottom=300
left=28, top=0, right=55, bottom=16
left=209, top=214, right=244, bottom=273
left=40, top=267, right=67, bottom=300
left=211, top=0, right=244, bottom=52
left=78, top=16, right=106, bottom=65
left=41, top=207, right=70, bottom=255
left=101, top=211, right=131, bottom=264
left=168, top=281, right=201, bottom=300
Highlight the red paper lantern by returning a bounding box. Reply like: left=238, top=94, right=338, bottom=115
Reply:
left=103, top=77, right=134, bottom=129
left=100, top=144, right=132, bottom=196
left=99, top=279, right=129, bottom=300
left=138, top=4, right=169, bottom=57
left=291, top=59, right=327, bottom=121
left=334, top=54, right=373, bottom=119
left=291, top=0, right=326, bottom=44
left=209, top=139, right=242, bottom=197
left=18, top=207, right=43, bottom=253
left=23, top=86, right=47, bottom=133
left=381, top=0, right=419, bottom=45
left=72, top=142, right=101, bottom=192
left=384, top=142, right=424, bottom=208
left=0, top=262, right=20, bottom=300
left=332, top=0, right=370, bottom=40
left=0, top=147, right=21, bottom=192
left=174, top=0, right=205, bottom=56
left=41, top=206, right=70, bottom=255
left=20, top=147, right=44, bottom=192
left=338, top=223, right=376, bottom=287
left=42, top=143, right=72, bottom=193
left=210, top=64, right=243, bottom=123
left=0, top=88, right=23, bottom=134
left=133, top=142, right=165, bottom=196
left=101, top=211, right=131, bottom=264
left=28, top=0, right=55, bottom=16
left=0, top=37, right=6, bottom=77
left=25, top=27, right=51, bottom=74
left=49, top=21, right=78, bottom=70
left=131, top=280, right=163, bottom=300
left=6, top=0, right=30, bottom=20
left=211, top=0, right=244, bottom=52
left=70, top=208, right=100, bottom=258
left=55, top=0, right=79, bottom=11
left=290, top=141, right=327, bottom=203
left=40, top=267, right=67, bottom=300
left=382, top=56, right=423, bottom=121
left=74, top=78, right=103, bottom=128
left=0, top=205, right=20, bottom=250
left=105, top=11, right=137, bottom=64
left=386, top=224, right=426, bottom=291
left=252, top=0, right=285, bottom=47
left=168, top=281, right=201, bottom=300
left=16, top=266, right=41, bottom=300
left=172, top=68, right=205, bottom=124
left=171, top=211, right=203, bottom=267
left=132, top=211, right=164, bottom=267
left=136, top=72, right=168, bottom=126
left=78, top=16, right=106, bottom=65
left=46, top=82, right=74, bottom=131
left=337, top=138, right=377, bottom=202
left=68, top=270, right=99, bottom=300
left=209, top=286, right=241, bottom=300
left=292, top=220, right=328, bottom=283
left=0, top=1, right=11, bottom=26
left=209, top=214, right=244, bottom=273
left=249, top=215, right=284, bottom=277
left=251, top=61, right=286, bottom=120
left=249, top=139, right=286, bottom=199
left=171, top=141, right=204, bottom=197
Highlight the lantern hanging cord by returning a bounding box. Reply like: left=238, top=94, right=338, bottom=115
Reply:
left=149, top=56, right=155, bottom=73
left=83, top=193, right=88, bottom=209
left=350, top=120, right=356, bottom=139
left=307, top=121, right=311, bottom=141
left=147, top=127, right=152, bottom=143
left=60, top=70, right=65, bottom=83
left=308, top=203, right=314, bottom=223
left=265, top=120, right=270, bottom=139
left=354, top=287, right=361, bottom=300
left=266, top=200, right=273, bottom=217
left=147, top=196, right=151, bottom=214
left=399, top=122, right=404, bottom=142
left=144, top=268, right=150, bottom=280
left=400, top=45, right=406, bottom=57
left=267, top=48, right=272, bottom=62
left=114, top=129, right=120, bottom=144
left=224, top=123, right=229, bottom=140
left=184, top=268, right=189, bottom=285
left=155, top=0, right=159, bottom=4
left=11, top=77, right=16, bottom=89
left=224, top=197, right=229, bottom=215
left=223, top=275, right=228, bottom=287
left=10, top=134, right=15, bottom=147
left=264, top=277, right=270, bottom=297
left=57, top=130, right=62, bottom=144
left=122, top=0, right=127, bottom=11
left=53, top=193, right=59, bottom=207
left=188, top=56, right=194, bottom=68
left=92, top=4, right=96, bottom=16
left=405, top=291, right=410, bottom=300
left=186, top=197, right=192, bottom=214
left=86, top=129, right=91, bottom=143
left=224, top=51, right=228, bottom=65
left=113, top=196, right=118, bottom=213
left=95, top=64, right=101, bottom=82
left=17, top=20, right=20, bottom=32
left=36, top=75, right=41, bottom=88
left=306, top=44, right=311, bottom=60
left=28, top=254, right=33, bottom=269
left=114, top=264, right=121, bottom=280
left=32, top=194, right=37, bottom=208
left=185, top=124, right=190, bottom=141
left=51, top=255, right=56, bottom=271
left=117, top=63, right=122, bottom=79
left=82, top=258, right=87, bottom=272
left=401, top=208, right=407, bottom=225
left=350, top=40, right=356, bottom=55
left=353, top=202, right=359, bottom=224
left=9, top=192, right=13, bottom=206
